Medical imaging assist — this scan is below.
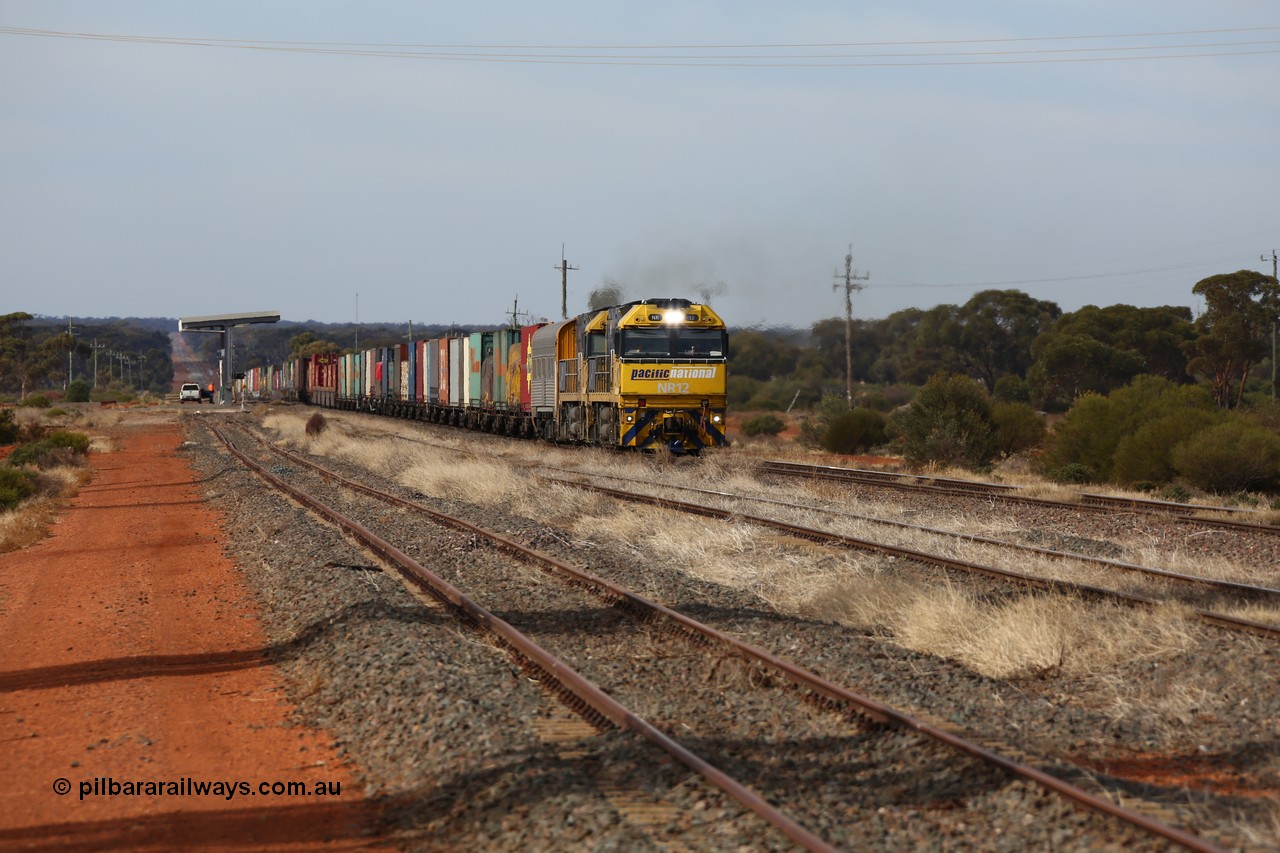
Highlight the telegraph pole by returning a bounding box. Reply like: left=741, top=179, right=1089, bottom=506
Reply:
left=1264, top=250, right=1278, bottom=400
left=91, top=340, right=106, bottom=387
left=553, top=245, right=578, bottom=320
left=66, top=317, right=75, bottom=390
left=832, top=244, right=870, bottom=408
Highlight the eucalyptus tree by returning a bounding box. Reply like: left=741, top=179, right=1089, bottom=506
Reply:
left=1183, top=270, right=1280, bottom=408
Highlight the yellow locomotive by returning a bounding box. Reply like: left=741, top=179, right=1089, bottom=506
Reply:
left=530, top=297, right=728, bottom=452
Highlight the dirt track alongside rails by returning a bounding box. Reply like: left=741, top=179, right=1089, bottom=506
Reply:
left=0, top=414, right=381, bottom=850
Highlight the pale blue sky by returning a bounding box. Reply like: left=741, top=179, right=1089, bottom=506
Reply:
left=2, top=2, right=1277, bottom=329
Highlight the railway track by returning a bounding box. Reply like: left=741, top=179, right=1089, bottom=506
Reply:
left=542, top=474, right=1280, bottom=643
left=209, top=420, right=1231, bottom=851
left=760, top=460, right=1280, bottom=537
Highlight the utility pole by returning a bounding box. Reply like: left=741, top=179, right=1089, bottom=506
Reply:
left=66, top=317, right=75, bottom=390
left=832, top=244, right=870, bottom=408
left=553, top=245, right=578, bottom=320
left=1264, top=250, right=1278, bottom=401
left=91, top=340, right=106, bottom=387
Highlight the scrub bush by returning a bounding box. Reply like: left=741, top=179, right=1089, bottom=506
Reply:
left=1171, top=419, right=1280, bottom=493
left=305, top=413, right=328, bottom=438
left=1110, top=409, right=1221, bottom=485
left=1050, top=463, right=1092, bottom=484
left=991, top=401, right=1045, bottom=456
left=0, top=410, right=17, bottom=445
left=822, top=408, right=887, bottom=454
left=1038, top=377, right=1215, bottom=483
left=893, top=373, right=997, bottom=469
left=7, top=430, right=91, bottom=469
left=66, top=380, right=91, bottom=403
left=798, top=394, right=852, bottom=447
left=854, top=390, right=891, bottom=412
left=0, top=466, right=37, bottom=510
left=741, top=413, right=786, bottom=438
left=993, top=375, right=1030, bottom=403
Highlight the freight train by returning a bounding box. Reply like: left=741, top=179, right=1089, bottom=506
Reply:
left=240, top=297, right=729, bottom=453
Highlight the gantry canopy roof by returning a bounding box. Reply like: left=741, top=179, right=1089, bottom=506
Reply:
left=178, top=312, right=280, bottom=331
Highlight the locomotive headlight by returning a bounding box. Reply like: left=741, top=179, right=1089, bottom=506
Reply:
left=663, top=309, right=685, bottom=324
left=712, top=414, right=722, bottom=423
left=625, top=414, right=634, bottom=423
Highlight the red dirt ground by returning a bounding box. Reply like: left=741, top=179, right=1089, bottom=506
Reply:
left=0, top=416, right=383, bottom=850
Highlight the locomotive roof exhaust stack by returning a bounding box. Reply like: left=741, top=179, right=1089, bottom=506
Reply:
left=179, top=311, right=280, bottom=405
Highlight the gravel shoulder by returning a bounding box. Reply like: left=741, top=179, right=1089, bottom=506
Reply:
left=0, top=412, right=382, bottom=851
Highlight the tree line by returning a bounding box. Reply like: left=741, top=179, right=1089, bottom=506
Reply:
left=729, top=270, right=1279, bottom=414
left=0, top=313, right=173, bottom=398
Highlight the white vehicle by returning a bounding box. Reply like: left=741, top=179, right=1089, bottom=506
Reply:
left=179, top=383, right=202, bottom=404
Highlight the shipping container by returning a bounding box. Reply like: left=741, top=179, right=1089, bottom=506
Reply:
left=491, top=329, right=515, bottom=409
left=448, top=338, right=463, bottom=407
left=524, top=323, right=543, bottom=411
left=467, top=332, right=492, bottom=408
left=426, top=339, right=439, bottom=403
left=398, top=343, right=409, bottom=399
left=411, top=341, right=422, bottom=402
left=436, top=339, right=448, bottom=405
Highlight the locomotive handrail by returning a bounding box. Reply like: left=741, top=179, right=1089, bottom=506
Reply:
left=617, top=356, right=725, bottom=364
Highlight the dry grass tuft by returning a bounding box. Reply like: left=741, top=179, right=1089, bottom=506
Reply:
left=796, top=567, right=1198, bottom=683
left=88, top=434, right=119, bottom=454
left=1255, top=508, right=1280, bottom=526
left=1232, top=798, right=1280, bottom=850
left=904, top=595, right=1195, bottom=680
left=1017, top=482, right=1084, bottom=502
left=0, top=495, right=62, bottom=552
left=0, top=463, right=91, bottom=552
left=400, top=455, right=522, bottom=506
left=260, top=412, right=309, bottom=444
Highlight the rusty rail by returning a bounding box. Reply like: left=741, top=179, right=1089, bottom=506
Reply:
left=552, top=478, right=1280, bottom=644
left=761, top=460, right=1280, bottom=537
left=551, top=467, right=1280, bottom=604
left=221, top=423, right=1228, bottom=853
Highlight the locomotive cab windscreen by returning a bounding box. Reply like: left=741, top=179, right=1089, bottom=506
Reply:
left=619, top=327, right=726, bottom=358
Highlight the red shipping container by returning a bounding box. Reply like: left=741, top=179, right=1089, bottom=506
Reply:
left=415, top=340, right=425, bottom=402
left=517, top=323, right=542, bottom=412
left=437, top=338, right=450, bottom=404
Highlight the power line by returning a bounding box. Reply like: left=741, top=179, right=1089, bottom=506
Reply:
left=4, top=23, right=1279, bottom=50
left=2, top=24, right=1278, bottom=67
left=882, top=255, right=1255, bottom=290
